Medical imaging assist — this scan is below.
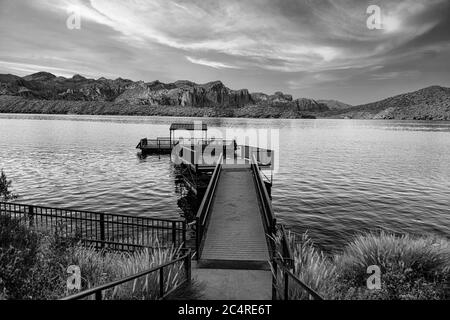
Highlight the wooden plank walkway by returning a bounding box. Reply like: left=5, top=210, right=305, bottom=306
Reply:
left=199, top=166, right=270, bottom=270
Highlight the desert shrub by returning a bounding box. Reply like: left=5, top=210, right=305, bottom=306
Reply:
left=0, top=216, right=78, bottom=299
left=0, top=215, right=40, bottom=299
left=333, top=232, right=449, bottom=300
left=279, top=231, right=337, bottom=299
left=69, top=242, right=185, bottom=300
left=278, top=230, right=449, bottom=300
left=0, top=211, right=190, bottom=300
left=0, top=169, right=19, bottom=201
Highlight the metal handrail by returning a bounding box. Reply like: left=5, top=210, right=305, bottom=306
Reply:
left=0, top=202, right=187, bottom=250
left=279, top=224, right=294, bottom=267
left=0, top=201, right=183, bottom=223
left=251, top=154, right=276, bottom=234
left=61, top=250, right=191, bottom=300
left=272, top=258, right=323, bottom=300
left=195, top=153, right=223, bottom=257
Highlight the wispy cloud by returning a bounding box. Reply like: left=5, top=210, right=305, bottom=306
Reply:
left=186, top=56, right=241, bottom=69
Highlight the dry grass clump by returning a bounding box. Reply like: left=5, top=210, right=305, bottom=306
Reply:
left=275, top=230, right=449, bottom=300
left=71, top=242, right=186, bottom=300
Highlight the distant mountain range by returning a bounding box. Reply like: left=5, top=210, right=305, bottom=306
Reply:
left=0, top=72, right=449, bottom=120
left=325, top=86, right=450, bottom=120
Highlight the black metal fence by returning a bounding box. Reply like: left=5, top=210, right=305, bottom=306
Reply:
left=0, top=202, right=186, bottom=251
left=61, top=250, right=192, bottom=300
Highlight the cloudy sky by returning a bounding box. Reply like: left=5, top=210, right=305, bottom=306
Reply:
left=0, top=0, right=449, bottom=104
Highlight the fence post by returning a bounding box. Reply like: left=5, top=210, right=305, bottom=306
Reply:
left=284, top=271, right=289, bottom=300
left=28, top=205, right=34, bottom=227
left=182, top=221, right=187, bottom=249
left=172, top=221, right=177, bottom=246
left=272, top=260, right=278, bottom=300
left=159, top=267, right=164, bottom=298
left=195, top=218, right=201, bottom=258
left=100, top=213, right=105, bottom=249
left=95, top=291, right=102, bottom=301
left=185, top=251, right=191, bottom=284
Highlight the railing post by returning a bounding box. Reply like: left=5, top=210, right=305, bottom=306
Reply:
left=95, top=291, right=102, bottom=301
left=195, top=217, right=201, bottom=258
left=100, top=212, right=105, bottom=249
left=185, top=251, right=191, bottom=284
left=28, top=205, right=34, bottom=227
left=272, top=260, right=278, bottom=300
left=172, top=221, right=177, bottom=246
left=182, top=221, right=187, bottom=249
left=159, top=267, right=164, bottom=298
left=284, top=271, right=289, bottom=300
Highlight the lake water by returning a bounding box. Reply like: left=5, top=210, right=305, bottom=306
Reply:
left=0, top=114, right=449, bottom=251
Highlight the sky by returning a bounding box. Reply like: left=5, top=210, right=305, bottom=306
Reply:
left=0, top=0, right=449, bottom=105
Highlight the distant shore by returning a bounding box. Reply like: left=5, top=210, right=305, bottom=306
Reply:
left=1, top=94, right=449, bottom=120
left=0, top=95, right=318, bottom=119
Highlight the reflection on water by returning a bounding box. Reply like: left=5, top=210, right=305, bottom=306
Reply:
left=0, top=114, right=449, bottom=252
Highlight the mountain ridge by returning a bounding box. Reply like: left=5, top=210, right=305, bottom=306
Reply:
left=327, top=85, right=450, bottom=120
left=0, top=72, right=449, bottom=120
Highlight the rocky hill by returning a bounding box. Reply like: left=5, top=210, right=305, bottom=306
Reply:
left=0, top=72, right=328, bottom=118
left=1, top=72, right=448, bottom=120
left=318, top=99, right=352, bottom=110
left=331, top=86, right=450, bottom=120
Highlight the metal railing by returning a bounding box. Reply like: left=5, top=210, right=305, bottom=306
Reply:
left=195, top=153, right=223, bottom=257
left=251, top=154, right=277, bottom=236
left=0, top=202, right=186, bottom=251
left=242, top=145, right=274, bottom=168
left=278, top=224, right=294, bottom=268
left=137, top=137, right=173, bottom=150
left=61, top=250, right=192, bottom=300
left=272, top=258, right=323, bottom=300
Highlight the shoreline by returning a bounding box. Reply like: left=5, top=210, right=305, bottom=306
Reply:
left=1, top=95, right=449, bottom=121
left=1, top=111, right=450, bottom=122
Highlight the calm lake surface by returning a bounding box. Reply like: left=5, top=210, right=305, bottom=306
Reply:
left=1, top=114, right=449, bottom=251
